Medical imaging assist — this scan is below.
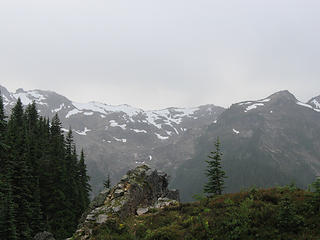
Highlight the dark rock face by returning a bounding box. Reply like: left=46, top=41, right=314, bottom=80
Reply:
left=74, top=165, right=179, bottom=240
left=33, top=231, right=55, bottom=240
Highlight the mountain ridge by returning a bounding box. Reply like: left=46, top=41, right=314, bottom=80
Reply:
left=0, top=84, right=225, bottom=196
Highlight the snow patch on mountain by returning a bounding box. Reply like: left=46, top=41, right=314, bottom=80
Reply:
left=233, top=128, right=240, bottom=134
left=13, top=91, right=47, bottom=106
left=144, top=107, right=199, bottom=129
left=258, top=98, right=271, bottom=103
left=155, top=133, right=169, bottom=140
left=83, top=112, right=94, bottom=116
left=109, top=120, right=126, bottom=130
left=296, top=101, right=320, bottom=112
left=75, top=127, right=91, bottom=136
left=239, top=98, right=270, bottom=112
left=73, top=101, right=142, bottom=117
left=66, top=108, right=82, bottom=118
left=131, top=129, right=147, bottom=133
left=113, top=137, right=127, bottom=143
left=12, top=92, right=33, bottom=105
left=245, top=103, right=264, bottom=112
left=2, top=95, right=9, bottom=106
left=52, top=103, right=65, bottom=113
left=311, top=99, right=320, bottom=109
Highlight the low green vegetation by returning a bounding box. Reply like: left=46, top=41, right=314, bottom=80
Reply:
left=87, top=185, right=320, bottom=240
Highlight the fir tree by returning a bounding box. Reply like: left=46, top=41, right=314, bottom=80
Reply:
left=104, top=174, right=111, bottom=189
left=64, top=128, right=79, bottom=232
left=204, top=137, right=227, bottom=196
left=6, top=98, right=33, bottom=239
left=46, top=114, right=69, bottom=239
left=0, top=93, right=17, bottom=240
left=78, top=149, right=91, bottom=214
left=24, top=102, right=43, bottom=235
left=0, top=101, right=92, bottom=239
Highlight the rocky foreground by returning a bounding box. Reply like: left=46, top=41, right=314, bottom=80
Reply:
left=71, top=182, right=320, bottom=239
left=73, top=165, right=179, bottom=240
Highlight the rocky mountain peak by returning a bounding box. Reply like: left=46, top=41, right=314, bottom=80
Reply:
left=75, top=165, right=179, bottom=240
left=267, top=90, right=297, bottom=102
left=308, top=95, right=320, bottom=109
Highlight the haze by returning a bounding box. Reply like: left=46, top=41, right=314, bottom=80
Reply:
left=0, top=0, right=319, bottom=110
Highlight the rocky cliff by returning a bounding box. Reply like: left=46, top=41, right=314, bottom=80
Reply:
left=73, top=165, right=179, bottom=240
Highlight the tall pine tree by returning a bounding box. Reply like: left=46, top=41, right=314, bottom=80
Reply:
left=78, top=149, right=91, bottom=215
left=0, top=93, right=17, bottom=240
left=6, top=98, right=33, bottom=239
left=24, top=102, right=43, bottom=235
left=46, top=114, right=69, bottom=239
left=204, top=137, right=227, bottom=196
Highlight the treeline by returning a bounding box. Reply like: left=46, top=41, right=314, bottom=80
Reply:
left=0, top=96, right=91, bottom=240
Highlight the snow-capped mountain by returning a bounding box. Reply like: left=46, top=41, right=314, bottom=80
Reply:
left=172, top=90, right=320, bottom=201
left=0, top=85, right=224, bottom=194
left=308, top=95, right=320, bottom=110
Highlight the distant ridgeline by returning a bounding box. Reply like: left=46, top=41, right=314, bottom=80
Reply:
left=0, top=96, right=91, bottom=240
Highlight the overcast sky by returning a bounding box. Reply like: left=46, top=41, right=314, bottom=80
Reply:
left=0, top=0, right=319, bottom=110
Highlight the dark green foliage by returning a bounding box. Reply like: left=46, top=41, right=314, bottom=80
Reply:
left=78, top=150, right=91, bottom=214
left=204, top=137, right=227, bottom=196
left=6, top=98, right=33, bottom=239
left=276, top=196, right=304, bottom=232
left=0, top=99, right=91, bottom=240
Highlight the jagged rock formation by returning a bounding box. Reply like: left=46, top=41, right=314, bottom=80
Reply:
left=74, top=165, right=179, bottom=240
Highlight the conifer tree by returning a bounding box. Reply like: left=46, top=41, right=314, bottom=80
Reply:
left=0, top=101, right=91, bottom=239
left=46, top=114, right=69, bottom=239
left=24, top=102, right=43, bottom=235
left=204, top=137, right=227, bottom=196
left=64, top=128, right=79, bottom=232
left=38, top=117, right=51, bottom=230
left=78, top=149, right=91, bottom=213
left=0, top=93, right=17, bottom=240
left=6, top=98, right=33, bottom=239
left=104, top=174, right=111, bottom=189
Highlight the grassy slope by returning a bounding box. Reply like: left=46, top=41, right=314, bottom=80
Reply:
left=80, top=186, right=320, bottom=240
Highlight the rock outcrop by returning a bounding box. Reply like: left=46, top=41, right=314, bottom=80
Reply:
left=74, top=165, right=179, bottom=240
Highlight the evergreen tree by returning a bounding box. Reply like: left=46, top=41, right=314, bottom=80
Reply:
left=64, top=128, right=79, bottom=232
left=38, top=116, right=51, bottom=229
left=78, top=149, right=91, bottom=214
left=204, top=137, right=227, bottom=196
left=0, top=101, right=92, bottom=239
left=104, top=174, right=111, bottom=189
left=6, top=98, right=33, bottom=239
left=0, top=93, right=17, bottom=240
left=46, top=114, right=69, bottom=239
left=24, top=102, right=43, bottom=235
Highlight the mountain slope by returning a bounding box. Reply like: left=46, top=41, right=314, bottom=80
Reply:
left=172, top=90, right=320, bottom=201
left=0, top=85, right=225, bottom=194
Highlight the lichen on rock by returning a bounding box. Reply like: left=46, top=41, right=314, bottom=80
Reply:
left=73, top=165, right=180, bottom=240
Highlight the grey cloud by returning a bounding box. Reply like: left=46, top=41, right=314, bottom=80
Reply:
left=0, top=0, right=319, bottom=109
